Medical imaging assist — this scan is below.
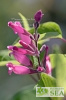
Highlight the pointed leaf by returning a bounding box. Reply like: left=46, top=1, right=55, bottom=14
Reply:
left=18, top=12, right=30, bottom=30
left=41, top=73, right=56, bottom=87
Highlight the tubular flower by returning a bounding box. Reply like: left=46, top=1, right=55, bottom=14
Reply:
left=6, top=63, right=44, bottom=75
left=8, top=21, right=39, bottom=56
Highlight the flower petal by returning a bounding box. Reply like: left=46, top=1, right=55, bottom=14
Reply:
left=7, top=46, right=27, bottom=54
left=7, top=46, right=33, bottom=66
left=37, top=66, right=45, bottom=72
left=12, top=52, right=32, bottom=67
left=8, top=21, right=32, bottom=44
left=6, top=63, right=38, bottom=75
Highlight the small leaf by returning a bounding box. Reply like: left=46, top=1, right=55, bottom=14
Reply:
left=14, top=42, right=21, bottom=47
left=18, top=12, right=30, bottom=31
left=38, top=32, right=62, bottom=44
left=0, top=50, right=13, bottom=61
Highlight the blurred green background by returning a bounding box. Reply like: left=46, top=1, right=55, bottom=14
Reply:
left=0, top=0, right=66, bottom=100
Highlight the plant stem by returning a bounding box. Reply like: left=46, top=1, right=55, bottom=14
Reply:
left=35, top=28, right=41, bottom=66
left=34, top=28, right=41, bottom=80
left=30, top=75, right=38, bottom=83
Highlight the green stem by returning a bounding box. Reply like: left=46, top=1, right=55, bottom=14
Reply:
left=34, top=28, right=41, bottom=80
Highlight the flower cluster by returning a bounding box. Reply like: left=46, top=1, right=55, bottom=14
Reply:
left=6, top=10, right=52, bottom=76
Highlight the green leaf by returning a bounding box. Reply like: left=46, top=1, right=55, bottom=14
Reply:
left=41, top=73, right=57, bottom=100
left=49, top=54, right=66, bottom=98
left=0, top=50, right=13, bottom=61
left=41, top=73, right=56, bottom=87
left=18, top=12, right=30, bottom=31
left=36, top=73, right=57, bottom=100
left=50, top=54, right=66, bottom=94
left=29, top=22, right=62, bottom=34
left=0, top=60, right=20, bottom=66
left=14, top=42, right=21, bottom=47
left=36, top=78, right=45, bottom=87
left=38, top=32, right=62, bottom=45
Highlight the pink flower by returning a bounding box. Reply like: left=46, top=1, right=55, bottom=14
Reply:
left=8, top=21, right=39, bottom=56
left=6, top=63, right=44, bottom=75
left=6, top=63, right=36, bottom=75
left=8, top=21, right=32, bottom=44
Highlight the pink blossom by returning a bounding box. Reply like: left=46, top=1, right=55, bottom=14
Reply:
left=8, top=21, right=32, bottom=44
left=6, top=63, right=37, bottom=75
left=46, top=56, right=52, bottom=75
left=6, top=63, right=44, bottom=75
left=37, top=66, right=44, bottom=72
left=8, top=21, right=39, bottom=56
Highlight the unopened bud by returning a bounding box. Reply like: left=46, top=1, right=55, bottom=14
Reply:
left=34, top=10, right=44, bottom=22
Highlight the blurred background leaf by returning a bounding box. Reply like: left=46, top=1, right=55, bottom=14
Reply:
left=49, top=54, right=66, bottom=68
left=10, top=85, right=51, bottom=100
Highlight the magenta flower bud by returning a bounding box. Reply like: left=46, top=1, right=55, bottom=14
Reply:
left=46, top=56, right=52, bottom=75
left=34, top=10, right=44, bottom=22
left=37, top=66, right=44, bottom=72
